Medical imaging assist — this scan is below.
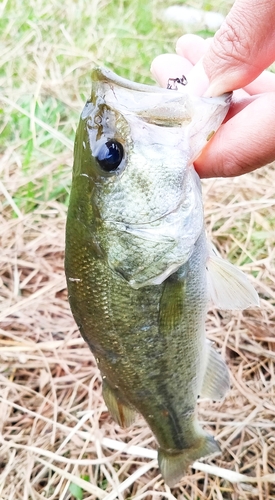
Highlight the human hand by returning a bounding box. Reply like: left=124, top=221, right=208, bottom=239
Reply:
left=151, top=0, right=275, bottom=178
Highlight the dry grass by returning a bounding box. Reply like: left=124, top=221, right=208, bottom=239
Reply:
left=2, top=166, right=275, bottom=500
left=1, top=0, right=275, bottom=499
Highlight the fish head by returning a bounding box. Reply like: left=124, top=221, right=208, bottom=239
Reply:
left=68, top=68, right=231, bottom=288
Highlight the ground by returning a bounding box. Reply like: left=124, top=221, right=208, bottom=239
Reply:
left=1, top=0, right=275, bottom=499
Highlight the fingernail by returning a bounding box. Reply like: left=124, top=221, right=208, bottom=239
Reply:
left=203, top=79, right=227, bottom=97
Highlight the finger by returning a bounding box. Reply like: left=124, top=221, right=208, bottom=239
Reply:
left=150, top=54, right=193, bottom=89
left=175, top=35, right=250, bottom=96
left=180, top=59, right=210, bottom=96
left=151, top=51, right=212, bottom=96
left=176, top=34, right=211, bottom=64
left=203, top=0, right=275, bottom=96
left=194, top=92, right=275, bottom=177
left=244, top=70, right=275, bottom=95
left=224, top=95, right=258, bottom=122
left=151, top=52, right=250, bottom=97
left=180, top=61, right=250, bottom=97
left=230, top=88, right=251, bottom=99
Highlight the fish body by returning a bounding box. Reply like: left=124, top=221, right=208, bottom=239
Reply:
left=65, top=68, right=259, bottom=486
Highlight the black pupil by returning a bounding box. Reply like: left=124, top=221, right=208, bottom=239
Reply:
left=96, top=140, right=124, bottom=172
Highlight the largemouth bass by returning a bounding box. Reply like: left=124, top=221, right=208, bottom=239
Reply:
left=65, top=68, right=259, bottom=486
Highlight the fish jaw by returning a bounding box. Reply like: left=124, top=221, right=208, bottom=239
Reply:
left=71, top=68, right=231, bottom=288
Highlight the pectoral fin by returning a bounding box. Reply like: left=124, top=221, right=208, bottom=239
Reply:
left=102, top=379, right=136, bottom=428
left=200, top=342, right=230, bottom=400
left=206, top=246, right=259, bottom=310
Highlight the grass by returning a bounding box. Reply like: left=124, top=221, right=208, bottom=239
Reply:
left=1, top=0, right=275, bottom=499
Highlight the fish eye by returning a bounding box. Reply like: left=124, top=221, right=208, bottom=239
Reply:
left=96, top=140, right=124, bottom=173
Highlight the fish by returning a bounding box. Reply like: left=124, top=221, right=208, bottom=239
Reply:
left=65, top=67, right=259, bottom=487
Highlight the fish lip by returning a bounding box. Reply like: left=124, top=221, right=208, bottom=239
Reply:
left=93, top=66, right=178, bottom=95
left=93, top=67, right=233, bottom=105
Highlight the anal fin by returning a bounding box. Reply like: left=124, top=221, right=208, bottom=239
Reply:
left=102, top=379, right=136, bottom=428
left=200, top=342, right=230, bottom=400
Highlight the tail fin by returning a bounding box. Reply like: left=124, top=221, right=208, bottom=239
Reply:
left=158, top=434, right=220, bottom=487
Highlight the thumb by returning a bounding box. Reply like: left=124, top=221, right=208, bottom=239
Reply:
left=203, top=0, right=275, bottom=96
